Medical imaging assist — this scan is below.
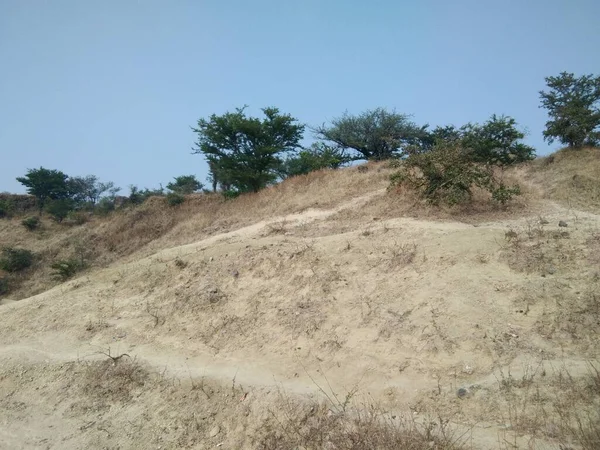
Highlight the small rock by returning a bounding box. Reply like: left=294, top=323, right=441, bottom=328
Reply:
left=558, top=220, right=568, bottom=227
left=457, top=388, right=468, bottom=398
left=546, top=266, right=556, bottom=275
left=208, top=425, right=220, bottom=438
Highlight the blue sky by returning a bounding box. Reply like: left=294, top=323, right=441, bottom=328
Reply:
left=1, top=0, right=599, bottom=194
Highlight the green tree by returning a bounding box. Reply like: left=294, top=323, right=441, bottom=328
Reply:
left=279, top=142, right=350, bottom=178
left=539, top=72, right=600, bottom=148
left=46, top=199, right=75, bottom=222
left=314, top=108, right=429, bottom=161
left=166, top=175, right=203, bottom=194
left=192, top=106, right=304, bottom=193
left=68, top=175, right=119, bottom=206
left=461, top=115, right=535, bottom=165
left=16, top=168, right=70, bottom=212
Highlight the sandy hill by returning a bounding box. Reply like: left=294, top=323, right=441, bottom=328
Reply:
left=1, top=149, right=599, bottom=450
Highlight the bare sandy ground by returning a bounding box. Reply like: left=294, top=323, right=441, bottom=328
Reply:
left=1, top=187, right=599, bottom=449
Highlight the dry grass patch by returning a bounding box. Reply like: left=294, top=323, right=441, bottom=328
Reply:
left=79, top=356, right=149, bottom=404
left=258, top=400, right=468, bottom=450
left=494, top=361, right=600, bottom=450
left=501, top=221, right=577, bottom=275
left=529, top=147, right=600, bottom=213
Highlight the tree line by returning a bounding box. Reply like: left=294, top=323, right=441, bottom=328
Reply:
left=193, top=71, right=600, bottom=197
left=3, top=71, right=599, bottom=220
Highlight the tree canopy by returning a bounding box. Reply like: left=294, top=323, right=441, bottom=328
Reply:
left=192, top=106, right=305, bottom=193
left=68, top=175, right=119, bottom=205
left=460, top=115, right=535, bottom=165
left=16, top=168, right=70, bottom=210
left=166, top=175, right=203, bottom=194
left=314, top=108, right=429, bottom=161
left=278, top=143, right=350, bottom=178
left=539, top=72, right=600, bottom=148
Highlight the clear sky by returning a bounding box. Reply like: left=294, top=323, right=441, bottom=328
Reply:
left=1, top=0, right=599, bottom=194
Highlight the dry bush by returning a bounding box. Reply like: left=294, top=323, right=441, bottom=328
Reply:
left=588, top=232, right=600, bottom=267
left=266, top=219, right=288, bottom=235
left=257, top=400, right=466, bottom=450
left=495, top=362, right=600, bottom=450
left=500, top=223, right=575, bottom=274
left=388, top=241, right=418, bottom=267
left=534, top=281, right=600, bottom=352
left=79, top=357, right=148, bottom=403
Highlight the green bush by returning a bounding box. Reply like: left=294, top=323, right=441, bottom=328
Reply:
left=166, top=192, right=185, bottom=206
left=0, top=199, right=14, bottom=218
left=279, top=143, right=350, bottom=177
left=64, top=211, right=88, bottom=226
left=0, top=247, right=34, bottom=273
left=0, top=277, right=9, bottom=295
left=95, top=197, right=116, bottom=216
left=222, top=190, right=240, bottom=200
left=390, top=143, right=521, bottom=206
left=491, top=184, right=522, bottom=205
left=50, top=258, right=84, bottom=281
left=21, top=216, right=40, bottom=231
left=45, top=198, right=75, bottom=222
left=128, top=185, right=164, bottom=206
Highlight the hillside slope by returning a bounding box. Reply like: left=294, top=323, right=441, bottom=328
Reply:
left=1, top=153, right=599, bottom=449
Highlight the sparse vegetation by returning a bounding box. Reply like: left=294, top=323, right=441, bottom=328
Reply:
left=80, top=357, right=148, bottom=403
left=2, top=77, right=600, bottom=449
left=259, top=399, right=467, bottom=450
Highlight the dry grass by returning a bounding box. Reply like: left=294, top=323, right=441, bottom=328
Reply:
left=529, top=147, right=600, bottom=212
left=258, top=399, right=468, bottom=450
left=0, top=163, right=391, bottom=299
left=79, top=357, right=149, bottom=403
left=500, top=221, right=576, bottom=275
left=494, top=361, right=600, bottom=450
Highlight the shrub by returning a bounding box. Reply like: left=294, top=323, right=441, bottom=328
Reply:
left=0, top=247, right=34, bottom=272
left=166, top=192, right=185, bottom=206
left=127, top=185, right=165, bottom=206
left=21, top=216, right=40, bottom=231
left=45, top=198, right=75, bottom=222
left=0, top=199, right=14, bottom=218
left=390, top=143, right=521, bottom=206
left=222, top=190, right=240, bottom=200
left=279, top=142, right=351, bottom=177
left=64, top=211, right=88, bottom=226
left=51, top=258, right=84, bottom=281
left=166, top=175, right=203, bottom=194
left=0, top=277, right=9, bottom=295
left=95, top=197, right=115, bottom=216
